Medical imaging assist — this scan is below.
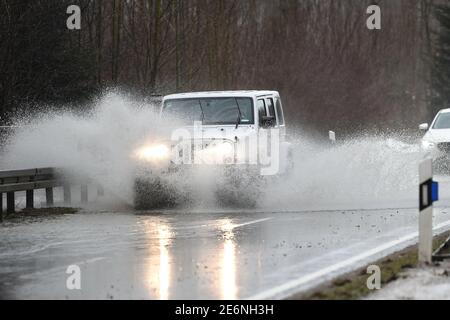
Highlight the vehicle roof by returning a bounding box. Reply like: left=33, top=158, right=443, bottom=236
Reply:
left=163, top=90, right=279, bottom=100
left=438, top=108, right=450, bottom=114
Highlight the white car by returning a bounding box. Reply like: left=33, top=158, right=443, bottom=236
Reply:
left=420, top=108, right=450, bottom=171
left=133, top=90, right=292, bottom=209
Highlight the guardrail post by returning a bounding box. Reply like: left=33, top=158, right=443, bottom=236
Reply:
left=419, top=158, right=437, bottom=264
left=63, top=184, right=71, bottom=205
left=97, top=185, right=104, bottom=197
left=81, top=184, right=88, bottom=204
left=46, top=188, right=54, bottom=207
left=26, top=190, right=34, bottom=209
left=6, top=191, right=15, bottom=214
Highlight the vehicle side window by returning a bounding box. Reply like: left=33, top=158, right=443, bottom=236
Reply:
left=275, top=98, right=285, bottom=126
left=257, top=99, right=267, bottom=125
left=266, top=98, right=276, bottom=121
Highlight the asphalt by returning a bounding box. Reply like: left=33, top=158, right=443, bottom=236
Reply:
left=1, top=203, right=450, bottom=299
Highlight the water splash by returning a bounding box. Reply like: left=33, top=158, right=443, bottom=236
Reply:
left=263, top=135, right=425, bottom=211
left=0, top=92, right=430, bottom=211
left=1, top=92, right=166, bottom=205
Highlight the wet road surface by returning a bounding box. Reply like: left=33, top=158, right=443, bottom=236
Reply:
left=1, top=205, right=450, bottom=299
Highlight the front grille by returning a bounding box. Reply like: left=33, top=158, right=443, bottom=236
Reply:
left=171, top=139, right=236, bottom=165
left=437, top=142, right=450, bottom=153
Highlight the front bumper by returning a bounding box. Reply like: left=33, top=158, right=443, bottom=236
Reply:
left=135, top=162, right=262, bottom=177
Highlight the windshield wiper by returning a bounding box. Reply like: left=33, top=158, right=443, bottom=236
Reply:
left=234, top=98, right=242, bottom=129
left=197, top=100, right=205, bottom=124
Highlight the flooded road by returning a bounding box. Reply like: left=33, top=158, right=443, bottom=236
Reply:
left=1, top=206, right=450, bottom=300
left=1, top=104, right=449, bottom=299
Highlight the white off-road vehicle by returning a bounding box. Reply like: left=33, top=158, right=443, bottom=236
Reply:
left=133, top=90, right=292, bottom=209
left=420, top=108, right=450, bottom=172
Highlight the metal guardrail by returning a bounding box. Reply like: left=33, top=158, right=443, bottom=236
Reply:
left=433, top=235, right=450, bottom=261
left=0, top=167, right=60, bottom=192
left=0, top=168, right=62, bottom=218
left=0, top=167, right=102, bottom=220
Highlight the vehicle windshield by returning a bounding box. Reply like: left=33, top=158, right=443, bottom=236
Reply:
left=162, top=97, right=254, bottom=125
left=433, top=113, right=450, bottom=129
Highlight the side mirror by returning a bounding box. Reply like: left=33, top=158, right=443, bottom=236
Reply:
left=261, top=116, right=275, bottom=128
left=419, top=123, right=429, bottom=131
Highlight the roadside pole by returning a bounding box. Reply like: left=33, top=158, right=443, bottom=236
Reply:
left=0, top=193, right=3, bottom=222
left=329, top=131, right=336, bottom=144
left=419, top=159, right=438, bottom=263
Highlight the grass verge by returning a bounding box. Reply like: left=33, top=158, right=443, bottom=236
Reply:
left=288, top=230, right=450, bottom=300
left=1, top=207, right=79, bottom=223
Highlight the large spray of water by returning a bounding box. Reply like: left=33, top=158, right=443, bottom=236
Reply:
left=1, top=93, right=167, bottom=206
left=264, top=137, right=424, bottom=211
left=0, top=92, right=429, bottom=211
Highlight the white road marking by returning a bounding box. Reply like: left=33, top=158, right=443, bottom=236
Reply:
left=247, top=219, right=450, bottom=300
left=231, top=218, right=272, bottom=229
left=19, top=257, right=107, bottom=280
left=174, top=217, right=272, bottom=230
left=74, top=257, right=107, bottom=266
left=0, top=239, right=97, bottom=258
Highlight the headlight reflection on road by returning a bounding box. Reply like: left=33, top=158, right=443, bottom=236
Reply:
left=144, top=221, right=173, bottom=300
left=158, top=226, right=171, bottom=300
left=219, top=219, right=237, bottom=300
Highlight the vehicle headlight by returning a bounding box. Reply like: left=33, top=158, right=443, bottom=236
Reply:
left=421, top=140, right=435, bottom=149
left=134, top=144, right=170, bottom=162
left=198, top=142, right=235, bottom=164
left=212, top=142, right=234, bottom=157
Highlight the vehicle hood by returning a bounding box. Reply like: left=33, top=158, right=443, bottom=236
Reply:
left=423, top=129, right=450, bottom=143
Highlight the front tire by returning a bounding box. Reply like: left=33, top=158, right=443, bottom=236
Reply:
left=134, top=176, right=179, bottom=210
left=215, top=168, right=265, bottom=208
